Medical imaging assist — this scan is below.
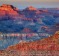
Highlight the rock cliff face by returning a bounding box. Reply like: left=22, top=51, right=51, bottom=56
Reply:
left=8, top=31, right=59, bottom=51
left=0, top=4, right=59, bottom=33
left=0, top=4, right=18, bottom=11
left=25, top=6, right=37, bottom=11
left=0, top=4, right=20, bottom=20
left=7, top=31, right=59, bottom=51
left=0, top=31, right=59, bottom=56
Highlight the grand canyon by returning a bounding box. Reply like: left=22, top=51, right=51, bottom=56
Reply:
left=0, top=4, right=59, bottom=56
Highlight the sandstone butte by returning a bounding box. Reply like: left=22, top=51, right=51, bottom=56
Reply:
left=26, top=6, right=37, bottom=11
left=0, top=4, right=19, bottom=17
left=0, top=4, right=18, bottom=11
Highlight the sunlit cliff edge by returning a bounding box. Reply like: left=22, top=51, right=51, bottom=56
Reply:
left=0, top=31, right=59, bottom=56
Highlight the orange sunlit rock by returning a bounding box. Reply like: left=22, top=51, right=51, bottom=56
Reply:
left=0, top=4, right=20, bottom=20
left=0, top=4, right=18, bottom=11
left=0, top=31, right=59, bottom=56
left=6, top=31, right=59, bottom=51
left=26, top=6, right=37, bottom=11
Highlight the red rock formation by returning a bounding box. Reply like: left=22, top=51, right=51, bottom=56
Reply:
left=0, top=31, right=59, bottom=56
left=26, top=6, right=37, bottom=11
left=0, top=4, right=18, bottom=11
left=7, top=31, right=59, bottom=51
left=0, top=4, right=20, bottom=20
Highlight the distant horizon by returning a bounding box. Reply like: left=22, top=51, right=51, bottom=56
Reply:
left=0, top=4, right=59, bottom=10
left=0, top=0, right=59, bottom=9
